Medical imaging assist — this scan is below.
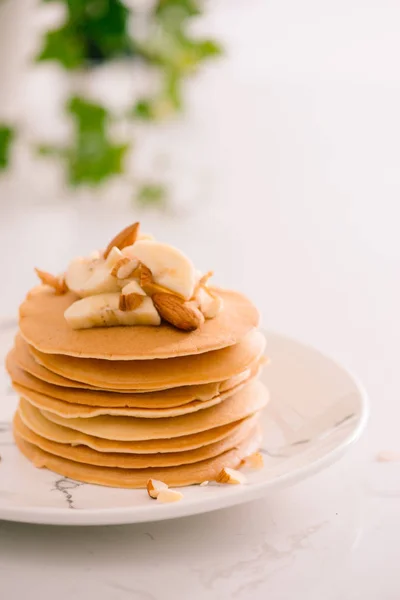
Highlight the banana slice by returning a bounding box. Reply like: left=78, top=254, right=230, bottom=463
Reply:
left=64, top=293, right=161, bottom=330
left=66, top=252, right=122, bottom=298
left=130, top=240, right=196, bottom=300
left=138, top=232, right=154, bottom=241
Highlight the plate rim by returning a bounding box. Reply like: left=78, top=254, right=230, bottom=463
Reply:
left=0, top=329, right=369, bottom=526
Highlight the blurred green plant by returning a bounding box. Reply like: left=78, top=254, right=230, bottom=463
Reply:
left=136, top=182, right=167, bottom=208
left=0, top=0, right=221, bottom=205
left=132, top=0, right=221, bottom=122
left=38, top=96, right=129, bottom=186
left=31, top=0, right=221, bottom=202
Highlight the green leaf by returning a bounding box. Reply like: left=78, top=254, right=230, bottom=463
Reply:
left=132, top=71, right=182, bottom=121
left=164, top=68, right=182, bottom=111
left=36, top=144, right=65, bottom=157
left=67, top=96, right=108, bottom=130
left=136, top=183, right=167, bottom=207
left=155, top=0, right=201, bottom=30
left=156, top=0, right=200, bottom=17
left=67, top=96, right=129, bottom=185
left=0, top=125, right=14, bottom=170
left=138, top=30, right=222, bottom=74
left=173, top=35, right=222, bottom=69
left=68, top=139, right=128, bottom=186
left=193, top=39, right=222, bottom=60
left=37, top=0, right=133, bottom=67
left=82, top=0, right=133, bottom=61
left=132, top=99, right=154, bottom=120
left=37, top=26, right=86, bottom=69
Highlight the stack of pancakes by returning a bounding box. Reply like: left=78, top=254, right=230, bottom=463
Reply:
left=7, top=286, right=269, bottom=488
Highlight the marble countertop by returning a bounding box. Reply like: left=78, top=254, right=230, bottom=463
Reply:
left=0, top=450, right=397, bottom=600
left=1, top=0, right=400, bottom=597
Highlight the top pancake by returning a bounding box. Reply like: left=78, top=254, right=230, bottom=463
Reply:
left=19, top=286, right=259, bottom=360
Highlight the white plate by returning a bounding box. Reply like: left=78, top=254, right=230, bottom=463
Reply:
left=0, top=324, right=368, bottom=526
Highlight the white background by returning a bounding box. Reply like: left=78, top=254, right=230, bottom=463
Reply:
left=1, top=1, right=400, bottom=598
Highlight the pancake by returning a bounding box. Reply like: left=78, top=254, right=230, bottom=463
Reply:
left=19, top=286, right=259, bottom=360
left=29, top=330, right=266, bottom=390
left=12, top=336, right=188, bottom=393
left=13, top=372, right=254, bottom=418
left=39, top=380, right=269, bottom=441
left=14, top=410, right=259, bottom=468
left=14, top=426, right=262, bottom=487
left=13, top=335, right=101, bottom=390
left=7, top=347, right=258, bottom=408
left=18, top=398, right=259, bottom=453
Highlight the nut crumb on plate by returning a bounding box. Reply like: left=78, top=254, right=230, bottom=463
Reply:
left=157, top=489, right=183, bottom=503
left=216, top=467, right=247, bottom=485
left=241, top=452, right=264, bottom=470
left=376, top=451, right=400, bottom=462
left=147, top=478, right=168, bottom=499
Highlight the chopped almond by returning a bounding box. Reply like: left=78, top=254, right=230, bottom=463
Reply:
left=137, top=263, right=153, bottom=289
left=216, top=467, right=247, bottom=485
left=241, top=452, right=264, bottom=470
left=110, top=257, right=131, bottom=278
left=35, top=268, right=67, bottom=295
left=199, top=271, right=214, bottom=286
left=157, top=489, right=183, bottom=503
left=147, top=478, right=168, bottom=499
left=119, top=292, right=144, bottom=311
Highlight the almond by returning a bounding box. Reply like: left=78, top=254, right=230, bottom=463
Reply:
left=104, top=222, right=140, bottom=259
left=132, top=263, right=184, bottom=299
left=138, top=263, right=153, bottom=289
left=199, top=271, right=214, bottom=287
left=111, top=257, right=130, bottom=277
left=110, top=257, right=138, bottom=279
left=196, top=286, right=223, bottom=319
left=216, top=467, right=247, bottom=485
left=147, top=478, right=168, bottom=499
left=119, top=292, right=144, bottom=311
left=142, top=280, right=184, bottom=299
left=152, top=293, right=205, bottom=331
left=192, top=271, right=214, bottom=299
left=35, top=268, right=68, bottom=295
left=241, top=452, right=264, bottom=470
